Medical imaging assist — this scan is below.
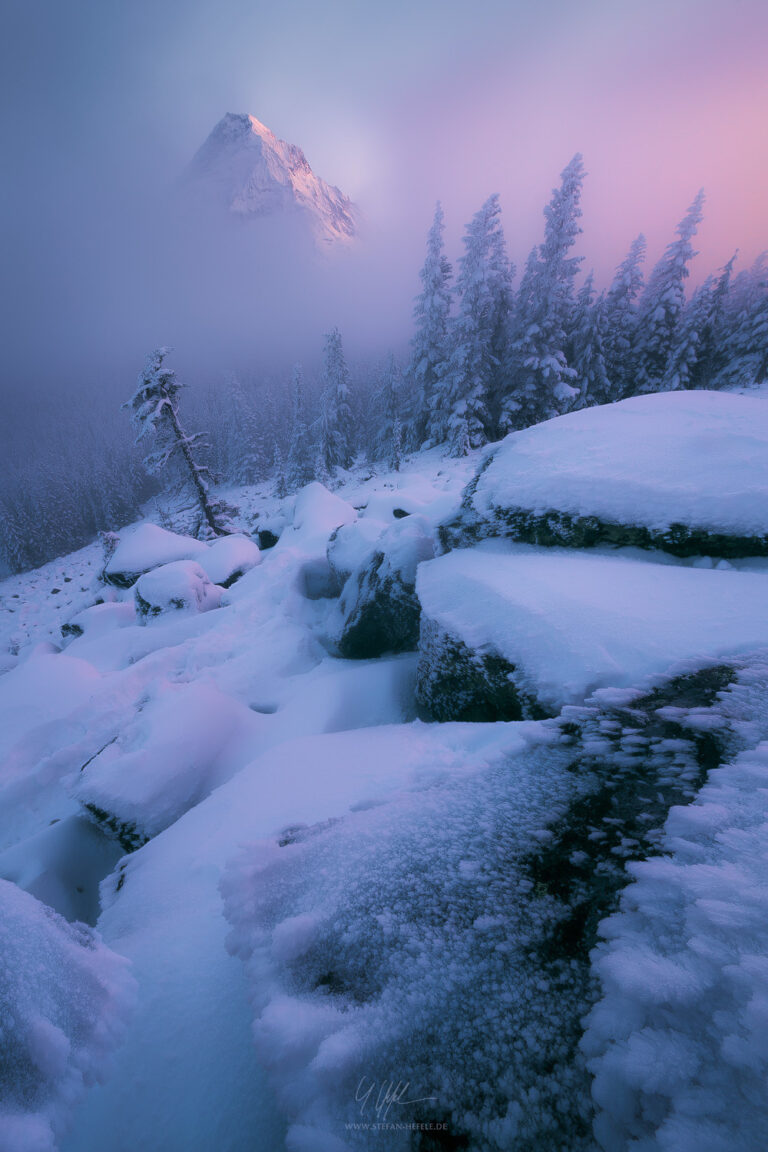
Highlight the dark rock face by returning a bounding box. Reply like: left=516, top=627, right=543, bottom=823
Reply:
left=440, top=442, right=768, bottom=559
left=336, top=552, right=423, bottom=659
left=257, top=529, right=280, bottom=550
left=416, top=616, right=549, bottom=722
left=335, top=517, right=435, bottom=660
left=440, top=501, right=768, bottom=559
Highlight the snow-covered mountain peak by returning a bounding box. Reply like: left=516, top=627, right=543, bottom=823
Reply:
left=185, top=113, right=358, bottom=248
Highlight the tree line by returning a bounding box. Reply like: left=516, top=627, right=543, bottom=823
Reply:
left=2, top=156, right=767, bottom=572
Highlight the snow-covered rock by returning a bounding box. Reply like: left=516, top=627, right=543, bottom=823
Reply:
left=197, top=533, right=261, bottom=587
left=416, top=543, right=768, bottom=717
left=326, top=517, right=387, bottom=589
left=443, top=392, right=768, bottom=557
left=0, top=878, right=134, bottom=1152
left=73, top=682, right=260, bottom=848
left=104, top=524, right=207, bottom=588
left=61, top=601, right=136, bottom=642
left=185, top=113, right=358, bottom=249
left=134, top=560, right=222, bottom=621
left=582, top=739, right=768, bottom=1152
left=334, top=515, right=435, bottom=659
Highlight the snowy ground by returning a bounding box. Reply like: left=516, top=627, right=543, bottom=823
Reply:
left=2, top=395, right=768, bottom=1152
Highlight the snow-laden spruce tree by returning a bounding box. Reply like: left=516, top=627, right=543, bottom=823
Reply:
left=374, top=354, right=404, bottom=471
left=502, top=154, right=585, bottom=431
left=319, top=328, right=354, bottom=474
left=661, top=254, right=735, bottom=391
left=409, top=202, right=453, bottom=448
left=602, top=233, right=646, bottom=399
left=440, top=194, right=514, bottom=454
left=712, top=254, right=768, bottom=390
left=285, top=364, right=315, bottom=491
left=570, top=273, right=613, bottom=408
left=124, top=348, right=229, bottom=538
left=632, top=190, right=705, bottom=394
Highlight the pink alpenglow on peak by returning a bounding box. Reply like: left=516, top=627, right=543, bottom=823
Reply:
left=185, top=112, right=358, bottom=248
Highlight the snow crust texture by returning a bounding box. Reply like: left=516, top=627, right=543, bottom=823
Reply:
left=583, top=737, right=768, bottom=1152
left=0, top=879, right=134, bottom=1152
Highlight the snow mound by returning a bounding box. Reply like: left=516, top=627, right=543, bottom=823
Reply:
left=282, top=483, right=357, bottom=554
left=197, top=534, right=261, bottom=586
left=134, top=560, right=222, bottom=620
left=582, top=740, right=768, bottom=1151
left=0, top=879, right=134, bottom=1152
left=104, top=524, right=207, bottom=587
left=417, top=543, right=768, bottom=713
left=448, top=392, right=768, bottom=554
left=61, top=602, right=135, bottom=642
left=73, top=681, right=258, bottom=846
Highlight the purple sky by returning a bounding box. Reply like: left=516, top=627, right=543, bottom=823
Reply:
left=2, top=0, right=767, bottom=384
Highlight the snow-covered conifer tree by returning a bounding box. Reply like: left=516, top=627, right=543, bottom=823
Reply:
left=661, top=256, right=735, bottom=391
left=272, top=440, right=287, bottom=498
left=373, top=355, right=404, bottom=471
left=124, top=348, right=229, bottom=538
left=286, top=365, right=315, bottom=491
left=602, top=234, right=646, bottom=398
left=570, top=274, right=612, bottom=408
left=502, top=155, right=585, bottom=430
left=441, top=194, right=514, bottom=453
left=319, top=328, right=354, bottom=474
left=410, top=202, right=453, bottom=448
left=712, top=254, right=768, bottom=390
left=632, top=190, right=705, bottom=394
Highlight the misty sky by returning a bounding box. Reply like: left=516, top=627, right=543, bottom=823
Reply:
left=2, top=0, right=767, bottom=393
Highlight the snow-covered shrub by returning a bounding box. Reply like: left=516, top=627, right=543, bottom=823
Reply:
left=582, top=740, right=768, bottom=1152
left=0, top=879, right=134, bottom=1152
left=334, top=515, right=434, bottom=659
left=134, top=560, right=222, bottom=621
left=103, top=523, right=207, bottom=588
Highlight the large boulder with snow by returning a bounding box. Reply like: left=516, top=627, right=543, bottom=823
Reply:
left=73, top=682, right=258, bottom=849
left=0, top=878, right=134, bottom=1151
left=196, top=533, right=261, bottom=587
left=442, top=392, right=768, bottom=558
left=103, top=524, right=207, bottom=588
left=416, top=543, right=768, bottom=720
left=334, top=515, right=435, bottom=659
left=134, top=560, right=222, bottom=621
left=326, top=517, right=387, bottom=591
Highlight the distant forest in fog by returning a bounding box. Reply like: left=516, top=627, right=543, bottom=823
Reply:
left=1, top=156, right=766, bottom=575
